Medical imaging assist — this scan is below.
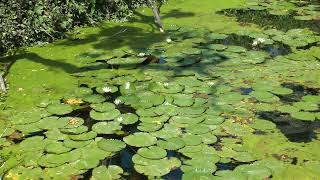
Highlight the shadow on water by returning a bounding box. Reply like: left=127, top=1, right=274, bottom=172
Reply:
left=196, top=33, right=292, bottom=57
left=257, top=111, right=320, bottom=143
left=218, top=9, right=320, bottom=33
left=256, top=82, right=320, bottom=143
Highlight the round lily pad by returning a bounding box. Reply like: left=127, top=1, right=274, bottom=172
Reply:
left=36, top=116, right=69, bottom=130
left=90, top=109, right=121, bottom=121
left=133, top=155, right=181, bottom=177
left=293, top=102, right=318, bottom=111
left=90, top=103, right=116, bottom=112
left=291, top=111, right=316, bottom=121
left=271, top=87, right=293, bottom=95
left=83, top=95, right=106, bottom=103
left=64, top=139, right=93, bottom=148
left=162, top=115, right=195, bottom=126
left=97, top=139, right=126, bottom=152
left=173, top=95, right=195, bottom=107
left=45, top=128, right=68, bottom=140
left=92, top=121, right=122, bottom=134
left=203, top=115, right=225, bottom=125
left=45, top=141, right=72, bottom=154
left=137, top=146, right=167, bottom=159
left=301, top=95, right=320, bottom=103
left=200, top=133, right=218, bottom=144
left=234, top=152, right=256, bottom=162
left=250, top=91, right=279, bottom=103
left=182, top=134, right=202, bottom=146
left=277, top=105, right=300, bottom=114
left=157, top=137, right=185, bottom=150
left=46, top=104, right=73, bottom=115
left=235, top=164, right=272, bottom=179
left=68, top=131, right=97, bottom=141
left=60, top=125, right=88, bottom=134
left=91, top=165, right=123, bottom=180
left=186, top=124, right=210, bottom=134
left=123, top=132, right=157, bottom=147
left=116, top=113, right=139, bottom=125
left=138, top=122, right=163, bottom=132
left=250, top=119, right=276, bottom=131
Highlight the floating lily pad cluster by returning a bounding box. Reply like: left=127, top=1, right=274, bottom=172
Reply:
left=1, top=14, right=320, bottom=179
left=244, top=0, right=320, bottom=20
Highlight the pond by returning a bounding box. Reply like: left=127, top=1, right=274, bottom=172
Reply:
left=0, top=0, right=320, bottom=179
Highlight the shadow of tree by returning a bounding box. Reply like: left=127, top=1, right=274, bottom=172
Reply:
left=218, top=9, right=320, bottom=33
left=0, top=52, right=79, bottom=74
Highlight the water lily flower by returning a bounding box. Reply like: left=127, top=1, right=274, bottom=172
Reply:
left=252, top=40, right=259, bottom=46
left=114, top=99, right=122, bottom=105
left=138, top=52, right=146, bottom=57
left=164, top=102, right=171, bottom=106
left=163, top=83, right=169, bottom=87
left=102, top=86, right=112, bottom=93
left=257, top=38, right=265, bottom=43
left=117, top=117, right=123, bottom=122
left=166, top=38, right=172, bottom=43
left=208, top=82, right=215, bottom=86
left=124, top=82, right=130, bottom=90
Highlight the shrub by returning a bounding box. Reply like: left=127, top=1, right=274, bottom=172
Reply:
left=0, top=0, right=147, bottom=54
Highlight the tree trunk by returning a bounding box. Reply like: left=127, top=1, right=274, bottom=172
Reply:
left=147, top=0, right=164, bottom=32
left=0, top=74, right=6, bottom=92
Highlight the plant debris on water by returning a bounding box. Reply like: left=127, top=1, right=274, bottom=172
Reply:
left=0, top=0, right=320, bottom=179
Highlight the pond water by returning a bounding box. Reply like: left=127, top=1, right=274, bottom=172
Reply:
left=0, top=0, right=320, bottom=179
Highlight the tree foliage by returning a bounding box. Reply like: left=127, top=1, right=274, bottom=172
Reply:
left=0, top=0, right=149, bottom=54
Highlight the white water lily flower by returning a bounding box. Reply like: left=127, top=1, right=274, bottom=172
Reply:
left=124, top=82, right=130, bottom=90
left=208, top=82, right=215, bottom=86
left=114, top=99, right=122, bottom=105
left=252, top=40, right=259, bottom=46
left=163, top=83, right=169, bottom=87
left=102, top=86, right=112, bottom=93
left=164, top=102, right=171, bottom=106
left=117, top=117, right=123, bottom=122
left=166, top=38, right=172, bottom=43
left=257, top=38, right=265, bottom=43
left=138, top=52, right=146, bottom=57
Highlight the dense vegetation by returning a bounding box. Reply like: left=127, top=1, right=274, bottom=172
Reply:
left=0, top=0, right=150, bottom=54
left=0, top=0, right=320, bottom=179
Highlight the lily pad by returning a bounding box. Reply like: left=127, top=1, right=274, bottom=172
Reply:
left=116, top=113, right=139, bottom=125
left=137, top=146, right=167, bottom=159
left=90, top=109, right=121, bottom=121
left=91, top=165, right=123, bottom=180
left=97, top=139, right=126, bottom=152
left=92, top=121, right=122, bottom=134
left=291, top=111, right=316, bottom=121
left=123, top=132, right=157, bottom=147
left=90, top=103, right=116, bottom=112
left=157, top=137, right=185, bottom=150
left=45, top=141, right=72, bottom=154
left=46, top=104, right=73, bottom=115
left=69, top=131, right=97, bottom=141
left=234, top=164, right=272, bottom=179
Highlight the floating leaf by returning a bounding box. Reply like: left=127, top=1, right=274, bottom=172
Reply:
left=92, top=165, right=123, bottom=180
left=90, top=109, right=121, bottom=121
left=123, top=132, right=157, bottom=147
left=137, top=146, right=167, bottom=159
left=97, top=139, right=126, bottom=152
left=157, top=137, right=185, bottom=150
left=46, top=104, right=73, bottom=115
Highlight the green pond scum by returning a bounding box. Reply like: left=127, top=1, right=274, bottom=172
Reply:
left=0, top=0, right=320, bottom=179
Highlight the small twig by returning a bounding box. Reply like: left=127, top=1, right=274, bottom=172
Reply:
left=108, top=28, right=128, bottom=39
